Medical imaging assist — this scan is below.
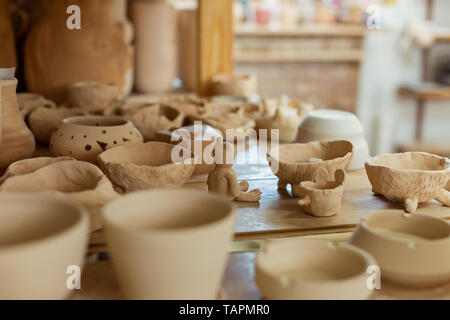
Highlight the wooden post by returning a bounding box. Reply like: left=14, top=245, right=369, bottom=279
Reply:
left=197, top=0, right=234, bottom=96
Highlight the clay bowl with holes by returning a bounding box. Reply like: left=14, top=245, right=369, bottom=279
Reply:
left=349, top=210, right=450, bottom=288
left=67, top=81, right=119, bottom=114
left=0, top=193, right=89, bottom=299
left=365, top=152, right=450, bottom=213
left=267, top=140, right=353, bottom=194
left=295, top=169, right=346, bottom=217
left=97, top=141, right=197, bottom=192
left=0, top=157, right=119, bottom=232
left=50, top=116, right=143, bottom=163
left=255, top=239, right=377, bottom=300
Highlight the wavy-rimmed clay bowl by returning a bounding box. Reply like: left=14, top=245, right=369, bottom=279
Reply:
left=267, top=140, right=353, bottom=194
left=17, top=92, right=56, bottom=117
left=295, top=169, right=346, bottom=217
left=0, top=157, right=119, bottom=232
left=97, top=141, right=196, bottom=192
left=296, top=109, right=369, bottom=170
left=0, top=193, right=89, bottom=299
left=255, top=239, right=376, bottom=300
left=50, top=116, right=143, bottom=163
left=349, top=210, right=450, bottom=288
left=102, top=189, right=236, bottom=299
left=365, top=152, right=450, bottom=213
left=67, top=81, right=119, bottom=114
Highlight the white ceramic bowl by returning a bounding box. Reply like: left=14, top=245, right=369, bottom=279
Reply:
left=296, top=109, right=369, bottom=170
left=349, top=210, right=450, bottom=288
left=0, top=193, right=89, bottom=299
left=255, top=239, right=377, bottom=300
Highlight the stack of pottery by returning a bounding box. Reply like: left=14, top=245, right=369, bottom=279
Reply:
left=0, top=0, right=17, bottom=68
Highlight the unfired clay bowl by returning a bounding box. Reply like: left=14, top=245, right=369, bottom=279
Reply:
left=0, top=193, right=89, bottom=299
left=67, top=81, right=120, bottom=114
left=349, top=210, right=450, bottom=288
left=102, top=189, right=236, bottom=299
left=365, top=152, right=450, bottom=213
left=296, top=109, right=369, bottom=170
left=211, top=73, right=258, bottom=98
left=0, top=157, right=119, bottom=232
left=50, top=116, right=143, bottom=163
left=267, top=140, right=353, bottom=195
left=97, top=141, right=196, bottom=192
left=255, top=239, right=376, bottom=300
left=17, top=92, right=56, bottom=117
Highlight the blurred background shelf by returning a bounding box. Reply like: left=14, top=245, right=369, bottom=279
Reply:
left=399, top=82, right=450, bottom=100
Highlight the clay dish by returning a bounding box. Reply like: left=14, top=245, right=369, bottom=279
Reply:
left=28, top=107, right=88, bottom=144
left=16, top=92, right=56, bottom=117
left=349, top=210, right=450, bottom=288
left=211, top=73, right=258, bottom=98
left=0, top=158, right=119, bottom=232
left=365, top=152, right=450, bottom=213
left=97, top=141, right=196, bottom=192
left=0, top=193, right=89, bottom=299
left=255, top=239, right=376, bottom=300
left=50, top=116, right=143, bottom=163
left=67, top=81, right=120, bottom=114
left=296, top=168, right=346, bottom=217
left=267, top=140, right=353, bottom=194
left=102, top=189, right=236, bottom=299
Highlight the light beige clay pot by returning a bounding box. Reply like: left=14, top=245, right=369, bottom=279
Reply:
left=255, top=239, right=377, bottom=300
left=67, top=81, right=120, bottom=114
left=211, top=74, right=258, bottom=99
left=0, top=193, right=89, bottom=299
left=349, top=210, right=450, bottom=288
left=102, top=189, right=236, bottom=299
left=0, top=77, right=36, bottom=169
left=295, top=168, right=346, bottom=217
left=0, top=157, right=119, bottom=232
left=97, top=141, right=196, bottom=192
left=17, top=92, right=57, bottom=117
left=28, top=107, right=88, bottom=144
left=256, top=96, right=313, bottom=143
left=126, top=104, right=185, bottom=141
left=267, top=140, right=354, bottom=195
left=50, top=115, right=143, bottom=163
left=365, top=152, right=450, bottom=213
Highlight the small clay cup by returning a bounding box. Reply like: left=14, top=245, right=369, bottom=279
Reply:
left=67, top=81, right=119, bottom=114
left=102, top=189, right=236, bottom=299
left=0, top=193, right=89, bottom=299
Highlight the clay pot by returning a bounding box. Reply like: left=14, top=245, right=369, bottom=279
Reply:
left=17, top=92, right=57, bottom=117
left=0, top=0, right=17, bottom=68
left=256, top=96, right=313, bottom=143
left=295, top=168, right=346, bottom=217
left=211, top=74, right=258, bottom=99
left=25, top=0, right=133, bottom=103
left=296, top=109, right=370, bottom=170
left=50, top=116, right=143, bottom=163
left=255, top=239, right=376, bottom=300
left=67, top=82, right=120, bottom=114
left=0, top=193, right=89, bottom=299
left=0, top=157, right=119, bottom=232
left=97, top=141, right=196, bottom=192
left=365, top=152, right=450, bottom=213
left=102, top=189, right=236, bottom=299
left=126, top=104, right=185, bottom=141
left=0, top=77, right=36, bottom=169
left=349, top=210, right=450, bottom=288
left=28, top=107, right=88, bottom=144
left=267, top=140, right=353, bottom=195
left=131, top=0, right=177, bottom=93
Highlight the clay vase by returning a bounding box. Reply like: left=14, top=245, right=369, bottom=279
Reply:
left=25, top=0, right=133, bottom=103
left=0, top=0, right=17, bottom=68
left=102, top=189, right=236, bottom=299
left=131, top=0, right=177, bottom=93
left=0, top=78, right=36, bottom=169
left=0, top=193, right=89, bottom=299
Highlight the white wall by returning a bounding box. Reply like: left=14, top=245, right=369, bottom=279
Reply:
left=357, top=0, right=450, bottom=154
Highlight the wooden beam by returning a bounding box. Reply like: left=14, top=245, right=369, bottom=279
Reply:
left=197, top=0, right=233, bottom=96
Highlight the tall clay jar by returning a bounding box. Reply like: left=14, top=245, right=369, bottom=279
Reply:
left=0, top=0, right=17, bottom=68
left=131, top=0, right=177, bottom=93
left=25, top=0, right=133, bottom=103
left=0, top=78, right=36, bottom=168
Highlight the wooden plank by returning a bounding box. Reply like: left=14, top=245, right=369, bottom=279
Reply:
left=235, top=50, right=364, bottom=62
left=197, top=0, right=234, bottom=96
left=399, top=82, right=450, bottom=100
